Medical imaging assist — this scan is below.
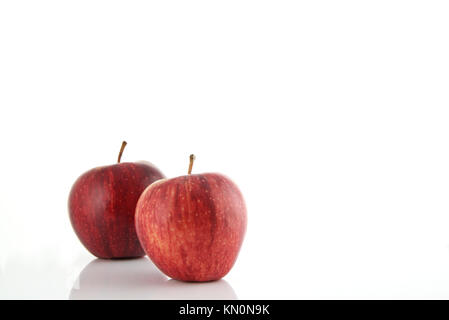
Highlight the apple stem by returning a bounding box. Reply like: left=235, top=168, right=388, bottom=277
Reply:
left=117, top=141, right=127, bottom=163
left=188, top=154, right=196, bottom=174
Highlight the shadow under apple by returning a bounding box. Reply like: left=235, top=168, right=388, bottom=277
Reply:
left=69, top=257, right=237, bottom=300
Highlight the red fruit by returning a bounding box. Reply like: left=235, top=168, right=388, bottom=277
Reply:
left=69, top=141, right=165, bottom=259
left=135, top=155, right=247, bottom=281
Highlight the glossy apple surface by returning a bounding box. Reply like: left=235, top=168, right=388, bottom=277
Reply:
left=135, top=169, right=247, bottom=282
left=68, top=143, right=165, bottom=259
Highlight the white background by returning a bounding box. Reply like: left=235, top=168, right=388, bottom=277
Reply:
left=1, top=1, right=449, bottom=299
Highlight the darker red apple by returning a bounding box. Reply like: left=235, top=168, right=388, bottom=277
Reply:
left=135, top=155, right=247, bottom=281
left=68, top=141, right=165, bottom=259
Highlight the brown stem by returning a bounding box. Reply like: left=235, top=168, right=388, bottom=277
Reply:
left=188, top=154, right=196, bottom=174
left=117, top=141, right=127, bottom=163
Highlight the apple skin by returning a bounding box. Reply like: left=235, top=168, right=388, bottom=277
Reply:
left=135, top=173, right=247, bottom=282
left=69, top=161, right=165, bottom=259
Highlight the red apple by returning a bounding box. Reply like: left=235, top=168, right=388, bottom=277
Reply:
left=135, top=155, right=247, bottom=281
left=69, top=141, right=165, bottom=259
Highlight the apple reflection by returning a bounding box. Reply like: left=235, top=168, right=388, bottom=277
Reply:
left=69, top=258, right=237, bottom=300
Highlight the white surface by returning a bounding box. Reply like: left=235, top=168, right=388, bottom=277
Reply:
left=1, top=1, right=449, bottom=299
